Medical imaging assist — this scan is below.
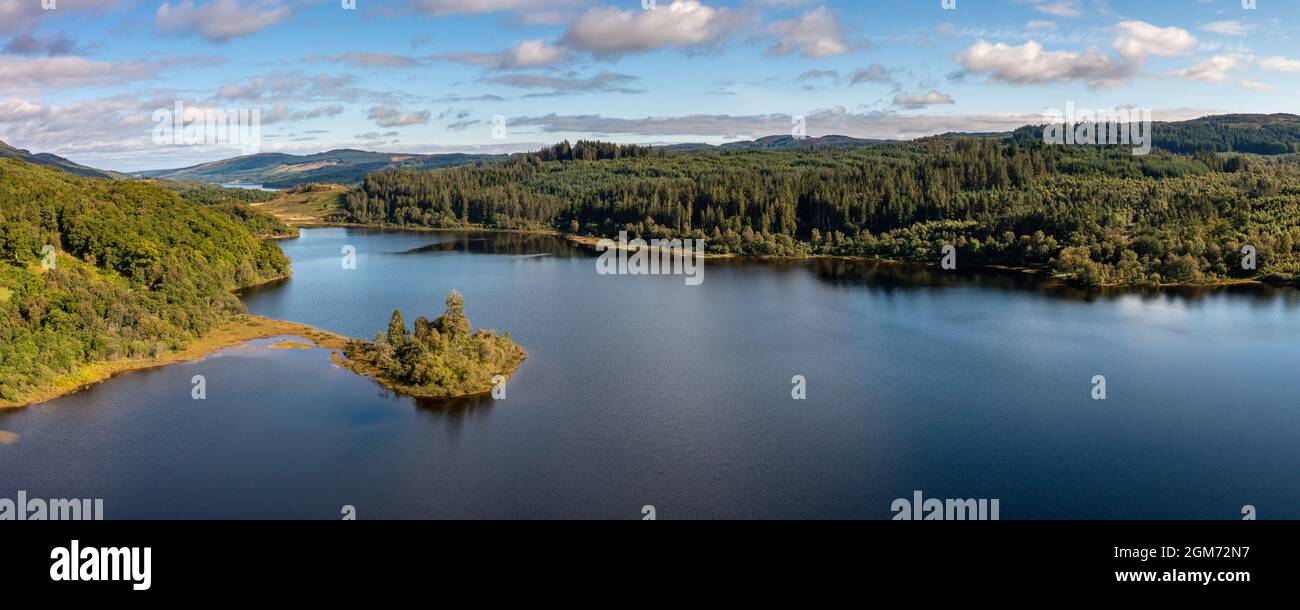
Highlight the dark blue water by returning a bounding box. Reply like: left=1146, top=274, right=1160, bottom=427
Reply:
left=2, top=228, right=1297, bottom=519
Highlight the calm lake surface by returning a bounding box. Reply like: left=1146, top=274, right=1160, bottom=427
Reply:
left=2, top=227, right=1298, bottom=519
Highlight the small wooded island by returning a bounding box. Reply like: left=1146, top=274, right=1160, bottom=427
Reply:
left=341, top=290, right=525, bottom=398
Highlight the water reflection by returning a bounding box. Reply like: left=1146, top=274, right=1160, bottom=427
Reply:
left=342, top=360, right=499, bottom=421
left=787, top=257, right=1299, bottom=306
left=254, top=227, right=1300, bottom=308
left=412, top=394, right=496, bottom=419
left=399, top=231, right=588, bottom=257
left=8, top=227, right=1300, bottom=519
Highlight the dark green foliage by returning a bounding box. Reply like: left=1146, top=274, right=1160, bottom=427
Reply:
left=387, top=309, right=406, bottom=345
left=434, top=290, right=470, bottom=339
left=340, top=138, right=1300, bottom=286
left=1152, top=114, right=1300, bottom=155
left=0, top=158, right=291, bottom=401
left=208, top=203, right=298, bottom=239
left=531, top=140, right=663, bottom=162
left=152, top=179, right=279, bottom=205
left=149, top=180, right=296, bottom=239
left=1012, top=114, right=1300, bottom=155
left=344, top=290, right=524, bottom=397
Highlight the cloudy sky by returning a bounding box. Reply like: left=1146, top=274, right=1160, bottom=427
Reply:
left=2, top=0, right=1298, bottom=171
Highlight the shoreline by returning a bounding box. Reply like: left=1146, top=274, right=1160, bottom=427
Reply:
left=0, top=315, right=351, bottom=411
left=12, top=218, right=1281, bottom=410
left=272, top=217, right=1289, bottom=289
left=331, top=350, right=526, bottom=400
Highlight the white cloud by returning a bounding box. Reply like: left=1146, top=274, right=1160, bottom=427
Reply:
left=439, top=40, right=570, bottom=70
left=893, top=90, right=955, bottom=109
left=486, top=72, right=641, bottom=96
left=2, top=32, right=84, bottom=56
left=156, top=0, right=290, bottom=43
left=1163, top=54, right=1241, bottom=83
left=1111, top=21, right=1197, bottom=60
left=766, top=7, right=852, bottom=59
left=1016, top=0, right=1082, bottom=18
left=0, top=56, right=204, bottom=92
left=1257, top=56, right=1300, bottom=72
left=215, top=73, right=305, bottom=100
left=408, top=0, right=586, bottom=16
left=1238, top=80, right=1275, bottom=91
left=849, top=63, right=898, bottom=87
left=0, top=0, right=117, bottom=35
left=260, top=104, right=345, bottom=124
left=304, top=53, right=425, bottom=68
left=0, top=93, right=335, bottom=164
left=1199, top=20, right=1253, bottom=36
left=955, top=40, right=1135, bottom=89
left=367, top=106, right=431, bottom=127
left=561, top=0, right=746, bottom=57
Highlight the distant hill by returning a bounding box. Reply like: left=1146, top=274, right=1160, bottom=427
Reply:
left=137, top=148, right=504, bottom=188
left=692, top=115, right=1300, bottom=156
left=1011, top=113, right=1300, bottom=155
left=928, top=131, right=1014, bottom=140
left=724, top=134, right=889, bottom=150
left=657, top=135, right=889, bottom=153
left=0, top=140, right=125, bottom=179
left=114, top=113, right=1300, bottom=190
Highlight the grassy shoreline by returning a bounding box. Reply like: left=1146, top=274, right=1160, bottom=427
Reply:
left=332, top=349, right=526, bottom=400
left=0, top=315, right=351, bottom=411
left=15, top=205, right=1277, bottom=409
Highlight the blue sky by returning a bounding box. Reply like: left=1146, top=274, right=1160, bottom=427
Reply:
left=2, top=0, right=1298, bottom=171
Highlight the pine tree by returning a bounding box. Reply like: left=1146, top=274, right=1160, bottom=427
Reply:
left=436, top=290, right=471, bottom=339
left=387, top=309, right=406, bottom=344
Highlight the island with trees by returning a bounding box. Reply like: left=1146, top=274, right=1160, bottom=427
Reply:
left=341, top=291, right=525, bottom=399
left=0, top=156, right=525, bottom=408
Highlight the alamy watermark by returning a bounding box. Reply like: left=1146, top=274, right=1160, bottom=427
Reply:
left=1041, top=102, right=1152, bottom=155
left=892, top=490, right=1000, bottom=520
left=1, top=490, right=103, bottom=520
left=50, top=540, right=151, bottom=591
left=595, top=231, right=705, bottom=286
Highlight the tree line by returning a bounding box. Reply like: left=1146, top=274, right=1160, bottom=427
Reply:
left=340, top=138, right=1300, bottom=286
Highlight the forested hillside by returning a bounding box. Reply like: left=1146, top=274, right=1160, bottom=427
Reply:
left=0, top=139, right=126, bottom=179
left=342, top=139, right=1300, bottom=286
left=148, top=179, right=298, bottom=239
left=0, top=158, right=291, bottom=403
left=1012, top=114, right=1300, bottom=155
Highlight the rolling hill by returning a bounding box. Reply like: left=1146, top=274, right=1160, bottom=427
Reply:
left=9, top=112, right=1291, bottom=193
left=136, top=148, right=504, bottom=188
left=0, top=140, right=125, bottom=179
